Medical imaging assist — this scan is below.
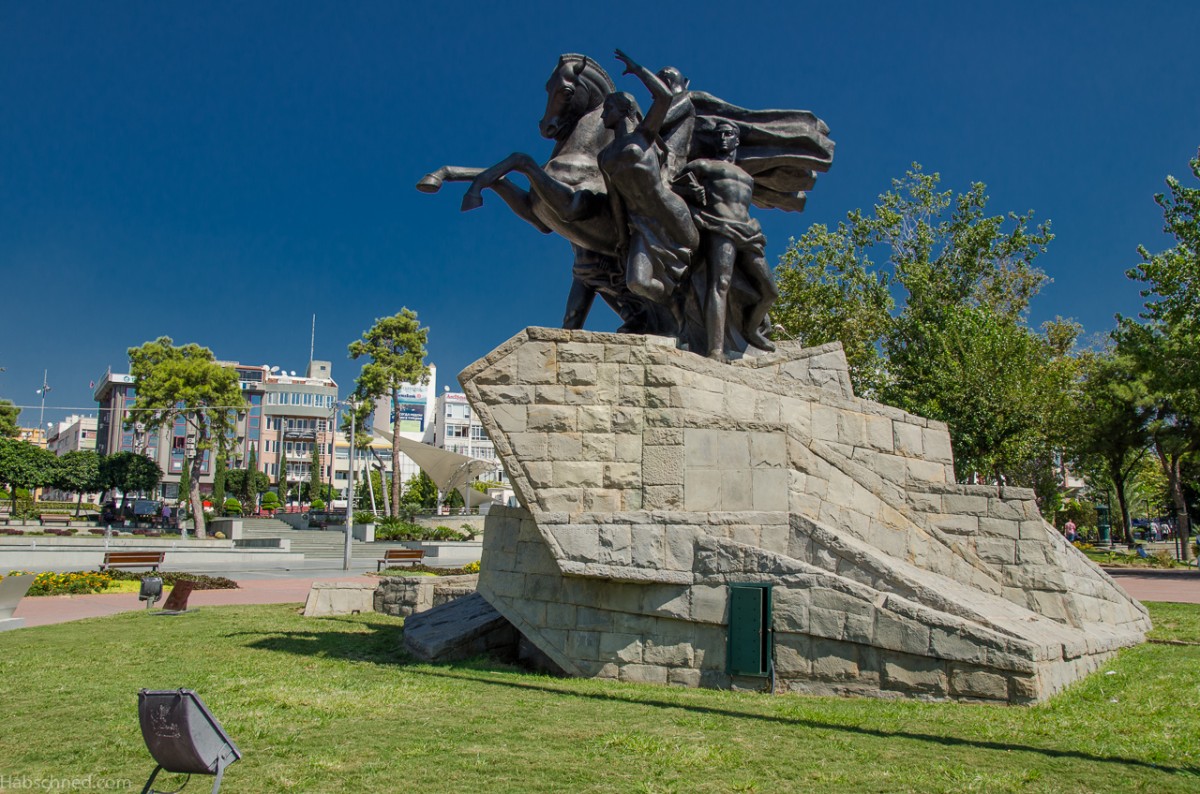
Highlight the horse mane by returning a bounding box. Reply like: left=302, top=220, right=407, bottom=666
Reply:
left=557, top=53, right=615, bottom=110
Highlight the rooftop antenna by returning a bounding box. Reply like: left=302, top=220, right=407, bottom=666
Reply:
left=310, top=313, right=316, bottom=366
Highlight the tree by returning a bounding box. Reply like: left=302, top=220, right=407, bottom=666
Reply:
left=0, top=437, right=57, bottom=513
left=402, top=470, right=439, bottom=509
left=52, top=449, right=102, bottom=516
left=0, top=399, right=20, bottom=438
left=309, top=440, right=324, bottom=504
left=211, top=454, right=227, bottom=516
left=225, top=467, right=269, bottom=509
left=348, top=308, right=430, bottom=516
left=98, top=452, right=162, bottom=509
left=775, top=165, right=1063, bottom=491
left=1120, top=150, right=1200, bottom=562
left=127, top=337, right=246, bottom=538
left=1068, top=349, right=1152, bottom=544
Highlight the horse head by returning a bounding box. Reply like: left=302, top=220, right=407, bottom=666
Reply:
left=541, top=53, right=615, bottom=141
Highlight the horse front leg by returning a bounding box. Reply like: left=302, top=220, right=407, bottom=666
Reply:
left=461, top=153, right=536, bottom=211
left=416, top=166, right=485, bottom=194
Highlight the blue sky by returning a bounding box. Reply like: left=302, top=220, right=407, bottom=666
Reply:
left=2, top=1, right=1198, bottom=429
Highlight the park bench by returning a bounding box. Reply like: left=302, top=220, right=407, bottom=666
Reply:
left=0, top=504, right=11, bottom=525
left=39, top=514, right=72, bottom=527
left=377, top=548, right=425, bottom=571
left=99, top=551, right=165, bottom=572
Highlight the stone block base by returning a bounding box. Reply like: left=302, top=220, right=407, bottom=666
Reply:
left=302, top=581, right=378, bottom=617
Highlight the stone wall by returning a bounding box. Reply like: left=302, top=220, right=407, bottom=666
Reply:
left=463, top=330, right=1150, bottom=703
left=374, top=574, right=479, bottom=618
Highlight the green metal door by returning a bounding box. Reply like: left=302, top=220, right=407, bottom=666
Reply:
left=728, top=583, right=772, bottom=676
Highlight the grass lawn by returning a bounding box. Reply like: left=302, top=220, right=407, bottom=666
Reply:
left=0, top=603, right=1197, bottom=793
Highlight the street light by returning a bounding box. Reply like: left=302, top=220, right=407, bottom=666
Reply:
left=343, top=397, right=359, bottom=572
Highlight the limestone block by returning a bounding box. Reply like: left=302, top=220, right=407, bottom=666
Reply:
left=582, top=433, right=616, bottom=460
left=691, top=585, right=728, bottom=624
left=555, top=461, right=605, bottom=488
left=810, top=404, right=839, bottom=442
left=539, top=488, right=582, bottom=513
left=547, top=433, right=583, bottom=460
left=578, top=405, right=613, bottom=433
left=922, top=427, right=954, bottom=463
left=645, top=485, right=684, bottom=511
left=612, top=407, right=644, bottom=433
left=811, top=638, right=859, bottom=679
left=598, top=524, right=633, bottom=565
left=881, top=654, right=948, bottom=695
left=950, top=666, right=1009, bottom=701
left=668, top=668, right=702, bottom=687
left=604, top=463, right=641, bottom=489
left=620, top=664, right=670, bottom=685
left=600, top=632, right=644, bottom=662
left=630, top=526, right=666, bottom=569
left=906, top=458, right=947, bottom=484
left=665, top=526, right=697, bottom=570
left=684, top=469, right=725, bottom=512
left=644, top=445, right=684, bottom=486
left=863, top=415, right=894, bottom=452
left=584, top=490, right=623, bottom=513
left=567, top=630, right=601, bottom=660
left=942, top=494, right=990, bottom=517
left=774, top=633, right=814, bottom=675
left=748, top=432, right=786, bottom=468
left=509, top=432, right=549, bottom=460
left=643, top=639, right=695, bottom=666
left=893, top=422, right=924, bottom=457
left=303, top=581, right=378, bottom=617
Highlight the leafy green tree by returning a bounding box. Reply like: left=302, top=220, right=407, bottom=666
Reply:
left=1120, top=150, right=1200, bottom=561
left=402, top=470, right=439, bottom=510
left=309, top=441, right=323, bottom=505
left=1068, top=349, right=1152, bottom=544
left=0, top=399, right=20, bottom=438
left=775, top=219, right=894, bottom=397
left=775, top=165, right=1063, bottom=491
left=127, top=336, right=246, bottom=538
left=261, top=490, right=281, bottom=513
left=0, top=437, right=57, bottom=513
left=52, top=449, right=103, bottom=516
left=211, top=454, right=227, bottom=517
left=98, top=451, right=162, bottom=509
left=225, top=466, right=269, bottom=509
left=355, top=468, right=386, bottom=511
left=348, top=308, right=430, bottom=516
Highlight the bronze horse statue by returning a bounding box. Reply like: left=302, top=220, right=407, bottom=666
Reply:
left=417, top=55, right=661, bottom=332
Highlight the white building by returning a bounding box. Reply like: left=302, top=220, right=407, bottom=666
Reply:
left=46, top=415, right=98, bottom=456
left=428, top=389, right=507, bottom=486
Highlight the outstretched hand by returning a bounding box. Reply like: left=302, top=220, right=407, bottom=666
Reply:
left=614, top=48, right=639, bottom=76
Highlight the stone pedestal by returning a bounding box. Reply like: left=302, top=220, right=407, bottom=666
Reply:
left=460, top=329, right=1150, bottom=703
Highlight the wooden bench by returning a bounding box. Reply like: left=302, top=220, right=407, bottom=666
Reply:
left=0, top=505, right=11, bottom=525
left=39, top=514, right=72, bottom=527
left=100, top=551, right=165, bottom=572
left=377, top=548, right=425, bottom=571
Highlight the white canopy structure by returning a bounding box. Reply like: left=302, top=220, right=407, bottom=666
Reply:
left=373, top=432, right=500, bottom=507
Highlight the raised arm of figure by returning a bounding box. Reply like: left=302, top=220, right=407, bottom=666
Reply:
left=614, top=49, right=673, bottom=139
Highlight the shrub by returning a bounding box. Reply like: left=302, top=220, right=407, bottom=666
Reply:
left=459, top=524, right=477, bottom=541
left=310, top=498, right=326, bottom=511
left=103, top=570, right=239, bottom=590
left=377, top=562, right=480, bottom=577
left=461, top=560, right=480, bottom=574
left=223, top=497, right=242, bottom=515
left=6, top=570, right=114, bottom=596
left=354, top=511, right=377, bottom=525
left=261, top=492, right=281, bottom=510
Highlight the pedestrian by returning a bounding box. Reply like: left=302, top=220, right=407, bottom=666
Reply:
left=161, top=502, right=172, bottom=530
left=1064, top=519, right=1078, bottom=543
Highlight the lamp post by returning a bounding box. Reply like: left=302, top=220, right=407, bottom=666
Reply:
left=343, top=397, right=358, bottom=571
left=35, top=370, right=51, bottom=433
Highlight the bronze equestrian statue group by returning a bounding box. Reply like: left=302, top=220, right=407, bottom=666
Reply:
left=418, top=49, right=835, bottom=362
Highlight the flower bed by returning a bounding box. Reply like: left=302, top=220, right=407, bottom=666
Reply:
left=1, top=570, right=240, bottom=595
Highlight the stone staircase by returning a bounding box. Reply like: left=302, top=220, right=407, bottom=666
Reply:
left=239, top=517, right=375, bottom=560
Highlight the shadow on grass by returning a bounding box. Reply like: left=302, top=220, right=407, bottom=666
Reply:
left=232, top=623, right=1197, bottom=778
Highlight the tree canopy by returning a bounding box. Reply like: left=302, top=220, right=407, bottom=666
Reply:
left=0, top=399, right=20, bottom=438
left=348, top=308, right=430, bottom=516
left=0, top=437, right=57, bottom=503
left=774, top=165, right=1066, bottom=494
left=127, top=336, right=245, bottom=537
left=53, top=449, right=103, bottom=515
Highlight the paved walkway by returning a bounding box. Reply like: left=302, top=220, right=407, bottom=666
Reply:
left=7, top=568, right=1199, bottom=631
left=10, top=574, right=376, bottom=628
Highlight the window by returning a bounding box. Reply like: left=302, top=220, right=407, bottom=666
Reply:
left=470, top=425, right=488, bottom=441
